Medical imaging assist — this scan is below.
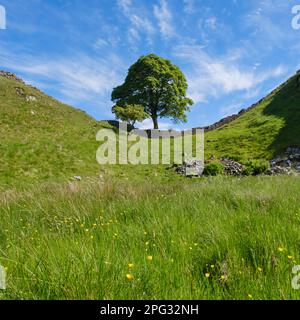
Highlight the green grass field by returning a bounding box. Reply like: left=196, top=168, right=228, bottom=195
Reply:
left=1, top=176, right=299, bottom=300
left=0, top=71, right=299, bottom=300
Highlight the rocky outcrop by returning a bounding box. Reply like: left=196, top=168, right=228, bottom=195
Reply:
left=175, top=160, right=204, bottom=176
left=26, top=95, right=37, bottom=102
left=220, top=158, right=244, bottom=176
left=0, top=71, right=25, bottom=84
left=15, top=87, right=25, bottom=96
left=267, top=147, right=300, bottom=175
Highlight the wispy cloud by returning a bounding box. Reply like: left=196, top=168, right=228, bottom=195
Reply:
left=117, top=0, right=132, bottom=13
left=242, top=0, right=294, bottom=52
left=183, top=0, right=195, bottom=14
left=173, top=45, right=286, bottom=104
left=117, top=0, right=155, bottom=45
left=154, top=0, right=174, bottom=38
left=137, top=118, right=175, bottom=130
left=219, top=103, right=243, bottom=118
left=0, top=45, right=124, bottom=106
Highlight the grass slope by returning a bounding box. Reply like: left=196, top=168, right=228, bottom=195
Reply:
left=0, top=176, right=299, bottom=300
left=1, top=71, right=299, bottom=189
left=0, top=75, right=175, bottom=189
left=0, top=74, right=105, bottom=187
left=205, top=72, right=300, bottom=160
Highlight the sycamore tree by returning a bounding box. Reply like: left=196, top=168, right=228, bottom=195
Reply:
left=112, top=104, right=149, bottom=129
left=111, top=54, right=194, bottom=129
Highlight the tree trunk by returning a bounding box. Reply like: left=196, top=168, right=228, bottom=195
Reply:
left=152, top=115, right=158, bottom=129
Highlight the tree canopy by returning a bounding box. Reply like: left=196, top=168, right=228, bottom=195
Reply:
left=112, top=104, right=149, bottom=129
left=111, top=54, right=194, bottom=129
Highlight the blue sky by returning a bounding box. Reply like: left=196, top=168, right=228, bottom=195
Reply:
left=0, top=0, right=299, bottom=129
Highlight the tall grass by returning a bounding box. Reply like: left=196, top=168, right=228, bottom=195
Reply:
left=0, top=176, right=300, bottom=300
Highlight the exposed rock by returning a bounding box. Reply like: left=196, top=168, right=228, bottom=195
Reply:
left=15, top=87, right=25, bottom=96
left=286, top=147, right=300, bottom=155
left=220, top=158, right=244, bottom=176
left=26, top=95, right=37, bottom=102
left=268, top=147, right=300, bottom=175
left=0, top=71, right=25, bottom=84
left=175, top=159, right=204, bottom=177
left=267, top=166, right=292, bottom=175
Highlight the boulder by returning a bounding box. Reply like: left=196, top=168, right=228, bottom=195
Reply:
left=0, top=71, right=25, bottom=84
left=220, top=158, right=244, bottom=176
left=175, top=159, right=204, bottom=177
left=268, top=147, right=300, bottom=175
left=26, top=95, right=37, bottom=102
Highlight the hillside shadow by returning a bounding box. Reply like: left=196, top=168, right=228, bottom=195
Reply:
left=262, top=72, right=300, bottom=156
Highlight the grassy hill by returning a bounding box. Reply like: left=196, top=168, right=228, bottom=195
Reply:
left=0, top=72, right=106, bottom=187
left=0, top=72, right=176, bottom=189
left=205, top=71, right=300, bottom=160
left=0, top=70, right=299, bottom=188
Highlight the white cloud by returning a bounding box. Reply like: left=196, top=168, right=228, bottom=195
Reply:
left=137, top=118, right=175, bottom=130
left=0, top=46, right=124, bottom=105
left=205, top=16, right=217, bottom=30
left=242, top=0, right=294, bottom=51
left=154, top=0, right=174, bottom=38
left=183, top=0, right=195, bottom=14
left=173, top=45, right=286, bottom=104
left=130, top=14, right=155, bottom=34
left=117, top=0, right=155, bottom=44
left=128, top=27, right=140, bottom=44
left=117, top=0, right=132, bottom=13
left=219, top=104, right=243, bottom=118
left=94, top=38, right=109, bottom=49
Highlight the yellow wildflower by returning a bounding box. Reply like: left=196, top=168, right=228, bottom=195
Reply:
left=220, top=275, right=226, bottom=281
left=205, top=273, right=210, bottom=278
left=147, top=256, right=153, bottom=262
left=126, top=274, right=134, bottom=281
